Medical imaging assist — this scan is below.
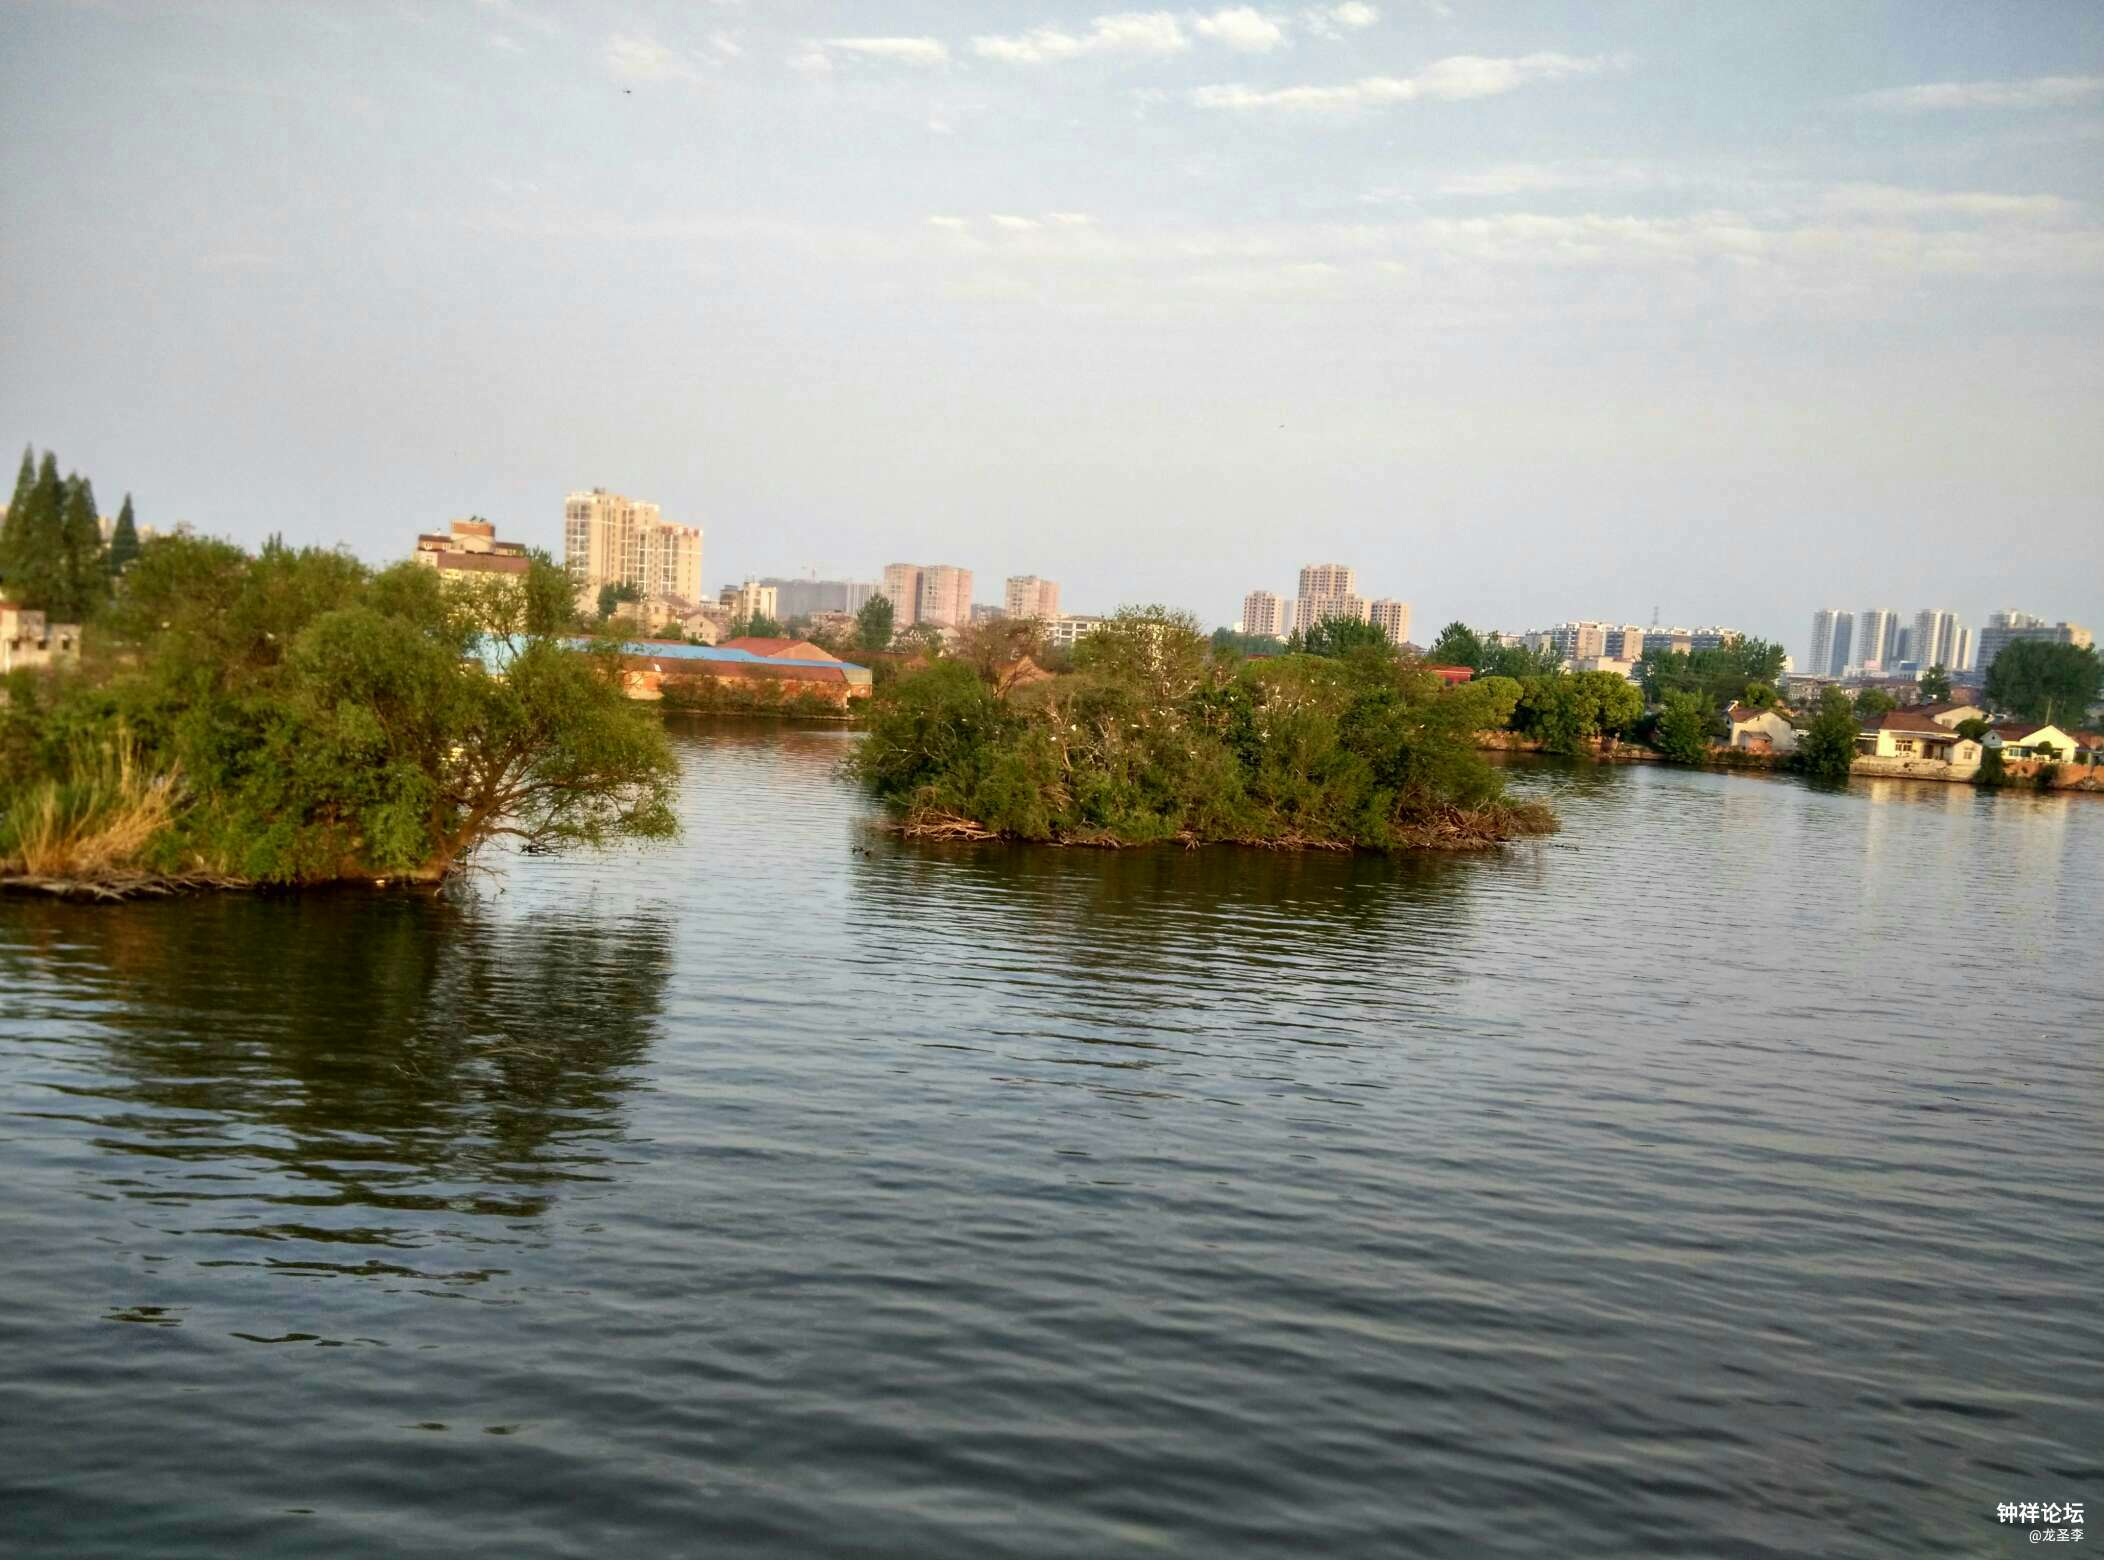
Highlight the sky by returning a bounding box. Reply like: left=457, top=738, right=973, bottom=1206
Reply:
left=3, top=0, right=2101, bottom=663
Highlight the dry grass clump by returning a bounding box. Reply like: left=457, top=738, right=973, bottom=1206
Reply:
left=1, top=734, right=185, bottom=882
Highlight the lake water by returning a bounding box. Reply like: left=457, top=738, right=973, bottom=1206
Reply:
left=3, top=724, right=2099, bottom=1557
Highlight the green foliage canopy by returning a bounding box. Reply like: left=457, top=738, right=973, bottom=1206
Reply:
left=1795, top=687, right=1861, bottom=782
left=851, top=610, right=1550, bottom=851
left=1984, top=639, right=2103, bottom=724
left=856, top=592, right=895, bottom=651
left=4, top=539, right=676, bottom=884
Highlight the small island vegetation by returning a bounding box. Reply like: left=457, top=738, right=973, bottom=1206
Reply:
left=850, top=607, right=1555, bottom=851
left=2, top=516, right=677, bottom=895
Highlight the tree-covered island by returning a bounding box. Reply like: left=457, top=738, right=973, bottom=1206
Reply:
left=851, top=608, right=1556, bottom=851
left=2, top=529, right=677, bottom=893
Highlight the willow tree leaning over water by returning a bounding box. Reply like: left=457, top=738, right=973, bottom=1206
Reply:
left=0, top=537, right=677, bottom=890
left=851, top=606, right=1554, bottom=851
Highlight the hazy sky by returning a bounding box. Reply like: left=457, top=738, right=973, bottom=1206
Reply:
left=5, top=1, right=2101, bottom=659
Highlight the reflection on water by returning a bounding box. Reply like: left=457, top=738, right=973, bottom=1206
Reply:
left=1, top=733, right=2100, bottom=1560
left=7, top=897, right=671, bottom=1221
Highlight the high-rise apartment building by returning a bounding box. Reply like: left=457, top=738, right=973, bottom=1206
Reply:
left=759, top=578, right=878, bottom=618
left=1294, top=562, right=1367, bottom=631
left=564, top=488, right=702, bottom=603
left=1808, top=609, right=1854, bottom=679
left=882, top=562, right=974, bottom=629
left=1911, top=609, right=1961, bottom=672
left=1241, top=590, right=1286, bottom=638
left=1855, top=609, right=1900, bottom=672
left=1953, top=626, right=1972, bottom=673
left=1975, top=611, right=2093, bottom=674
left=1368, top=599, right=1412, bottom=646
left=1003, top=575, right=1061, bottom=621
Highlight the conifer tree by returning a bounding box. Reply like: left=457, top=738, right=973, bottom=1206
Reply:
left=107, top=493, right=141, bottom=577
left=59, top=472, right=111, bottom=620
left=3, top=452, right=69, bottom=613
left=0, top=446, right=35, bottom=593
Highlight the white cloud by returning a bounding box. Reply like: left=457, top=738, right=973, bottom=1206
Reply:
left=1853, top=75, right=2104, bottom=112
left=991, top=214, right=1044, bottom=230
left=1302, top=3, right=1378, bottom=38
left=928, top=216, right=972, bottom=230
left=488, top=32, right=524, bottom=54
left=1820, top=184, right=2078, bottom=222
left=1194, top=51, right=1609, bottom=111
left=974, top=12, right=1189, bottom=65
left=822, top=36, right=950, bottom=66
left=1196, top=7, right=1286, bottom=53
left=1433, top=161, right=1656, bottom=197
left=605, top=33, right=705, bottom=85
left=708, top=32, right=743, bottom=59
left=1050, top=212, right=1098, bottom=225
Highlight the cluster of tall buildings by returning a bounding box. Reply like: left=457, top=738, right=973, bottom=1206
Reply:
left=1241, top=564, right=1411, bottom=646
left=881, top=563, right=973, bottom=629
left=1807, top=607, right=2092, bottom=682
left=563, top=488, right=703, bottom=604
left=1808, top=607, right=1969, bottom=680
left=1491, top=621, right=1740, bottom=671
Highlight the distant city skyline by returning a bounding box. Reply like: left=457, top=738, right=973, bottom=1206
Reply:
left=3, top=2, right=2099, bottom=643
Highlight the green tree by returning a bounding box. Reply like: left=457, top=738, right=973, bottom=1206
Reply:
left=0, top=451, right=67, bottom=613
left=1918, top=664, right=1951, bottom=703
left=106, top=494, right=141, bottom=577
left=1511, top=671, right=1645, bottom=755
left=1652, top=691, right=1714, bottom=764
left=1640, top=638, right=1787, bottom=708
left=1293, top=615, right=1394, bottom=658
left=725, top=612, right=784, bottom=639
left=58, top=473, right=110, bottom=621
left=5, top=543, right=677, bottom=884
left=1428, top=621, right=1485, bottom=671
left=1984, top=639, right=2104, bottom=724
left=1, top=447, right=33, bottom=565
left=856, top=592, right=896, bottom=651
left=1209, top=626, right=1280, bottom=658
left=595, top=581, right=640, bottom=621
left=1482, top=641, right=1561, bottom=680
left=1795, top=686, right=1860, bottom=782
left=1953, top=716, right=1991, bottom=742
left=1854, top=687, right=1897, bottom=719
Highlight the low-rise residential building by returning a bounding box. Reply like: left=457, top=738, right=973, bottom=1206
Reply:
left=720, top=580, right=779, bottom=622
left=1, top=601, right=80, bottom=673
left=1857, top=708, right=1985, bottom=764
left=1987, top=723, right=2078, bottom=759
left=413, top=517, right=531, bottom=585
left=1044, top=614, right=1107, bottom=649
left=1726, top=704, right=1798, bottom=754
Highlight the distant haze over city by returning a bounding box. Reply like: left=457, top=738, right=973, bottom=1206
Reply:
left=3, top=2, right=2099, bottom=647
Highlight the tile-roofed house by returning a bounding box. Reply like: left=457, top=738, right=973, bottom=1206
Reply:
left=1726, top=703, right=1796, bottom=754
left=1985, top=723, right=2077, bottom=757
left=1857, top=707, right=1985, bottom=763
left=716, top=636, right=841, bottom=662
